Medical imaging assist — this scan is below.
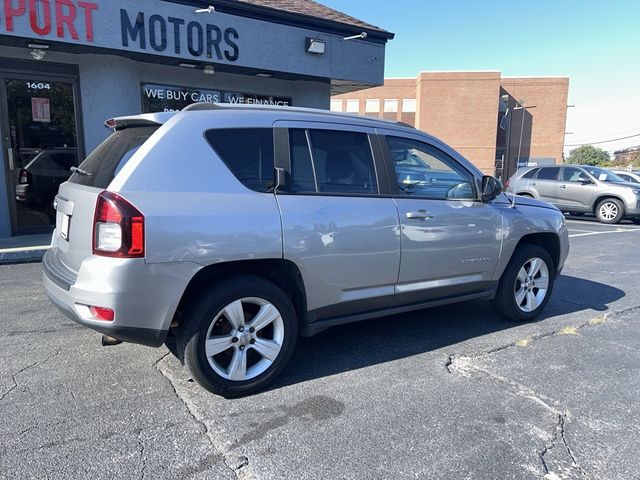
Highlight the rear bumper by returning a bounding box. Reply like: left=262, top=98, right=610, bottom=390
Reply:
left=43, top=249, right=201, bottom=347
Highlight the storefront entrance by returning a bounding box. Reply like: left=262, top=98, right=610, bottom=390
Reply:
left=0, top=61, right=82, bottom=235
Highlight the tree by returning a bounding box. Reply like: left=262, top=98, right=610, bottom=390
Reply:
left=566, top=145, right=610, bottom=166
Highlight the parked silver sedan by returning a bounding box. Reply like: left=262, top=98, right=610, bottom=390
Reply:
left=506, top=165, right=640, bottom=224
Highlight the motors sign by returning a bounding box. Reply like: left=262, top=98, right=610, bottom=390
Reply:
left=1, top=0, right=239, bottom=62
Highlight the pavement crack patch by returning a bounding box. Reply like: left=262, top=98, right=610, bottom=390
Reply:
left=136, top=428, right=147, bottom=480
left=1, top=350, right=61, bottom=402
left=154, top=353, right=252, bottom=479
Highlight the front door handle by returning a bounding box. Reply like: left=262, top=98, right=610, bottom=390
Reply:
left=406, top=210, right=433, bottom=220
left=560, top=184, right=567, bottom=189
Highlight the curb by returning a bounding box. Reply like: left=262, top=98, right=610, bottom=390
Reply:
left=0, top=247, right=49, bottom=265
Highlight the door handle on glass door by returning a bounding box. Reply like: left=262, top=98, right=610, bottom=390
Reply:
left=7, top=148, right=14, bottom=171
left=406, top=210, right=433, bottom=220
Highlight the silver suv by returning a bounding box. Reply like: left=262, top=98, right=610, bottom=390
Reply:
left=506, top=165, right=640, bottom=224
left=43, top=104, right=569, bottom=397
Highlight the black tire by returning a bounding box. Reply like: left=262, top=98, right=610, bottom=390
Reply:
left=492, top=244, right=555, bottom=322
left=595, top=198, right=624, bottom=224
left=177, top=276, right=298, bottom=398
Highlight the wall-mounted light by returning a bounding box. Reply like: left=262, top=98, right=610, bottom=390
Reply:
left=195, top=5, right=215, bottom=13
left=256, top=73, right=273, bottom=78
left=305, top=37, right=326, bottom=55
left=203, top=65, right=215, bottom=75
left=27, top=43, right=49, bottom=60
left=179, top=63, right=197, bottom=68
left=343, top=32, right=367, bottom=41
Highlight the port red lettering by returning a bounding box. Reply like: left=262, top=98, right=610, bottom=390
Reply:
left=77, top=1, right=97, bottom=41
left=29, top=0, right=51, bottom=35
left=55, top=0, right=78, bottom=40
left=4, top=0, right=26, bottom=31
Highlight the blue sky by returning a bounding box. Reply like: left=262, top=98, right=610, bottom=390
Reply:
left=322, top=0, right=640, bottom=154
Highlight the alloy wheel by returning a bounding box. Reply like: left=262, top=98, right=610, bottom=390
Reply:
left=599, top=202, right=619, bottom=221
left=514, top=257, right=550, bottom=313
left=204, top=297, right=284, bottom=381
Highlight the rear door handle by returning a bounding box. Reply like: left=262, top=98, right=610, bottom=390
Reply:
left=406, top=210, right=433, bottom=220
left=560, top=184, right=567, bottom=189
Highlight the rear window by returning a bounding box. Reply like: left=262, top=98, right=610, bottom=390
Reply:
left=205, top=128, right=275, bottom=193
left=69, top=126, right=158, bottom=188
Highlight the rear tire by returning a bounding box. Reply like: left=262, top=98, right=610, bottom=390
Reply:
left=595, top=198, right=624, bottom=224
left=493, top=244, right=555, bottom=322
left=178, top=276, right=298, bottom=398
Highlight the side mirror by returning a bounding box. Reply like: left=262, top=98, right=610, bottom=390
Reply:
left=580, top=179, right=592, bottom=185
left=481, top=175, right=503, bottom=202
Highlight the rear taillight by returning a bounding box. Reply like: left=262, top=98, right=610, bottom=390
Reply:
left=93, top=191, right=144, bottom=258
left=18, top=169, right=31, bottom=184
left=503, top=179, right=510, bottom=189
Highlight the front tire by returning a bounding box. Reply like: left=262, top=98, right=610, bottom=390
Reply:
left=493, top=245, right=555, bottom=322
left=595, top=198, right=624, bottom=224
left=178, top=276, right=298, bottom=397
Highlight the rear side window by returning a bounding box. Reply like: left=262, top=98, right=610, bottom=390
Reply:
left=522, top=168, right=540, bottom=179
left=206, top=128, right=275, bottom=193
left=289, top=128, right=378, bottom=195
left=536, top=167, right=560, bottom=180
left=69, top=126, right=158, bottom=188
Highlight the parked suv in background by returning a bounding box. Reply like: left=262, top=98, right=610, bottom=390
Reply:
left=506, top=165, right=640, bottom=224
left=611, top=170, right=640, bottom=185
left=43, top=104, right=569, bottom=397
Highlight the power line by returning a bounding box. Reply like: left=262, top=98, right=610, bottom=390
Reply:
left=565, top=133, right=640, bottom=147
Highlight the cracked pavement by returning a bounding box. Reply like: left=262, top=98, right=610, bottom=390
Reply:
left=2, top=218, right=640, bottom=479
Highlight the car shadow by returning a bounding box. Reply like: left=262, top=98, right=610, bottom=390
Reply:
left=268, top=274, right=624, bottom=391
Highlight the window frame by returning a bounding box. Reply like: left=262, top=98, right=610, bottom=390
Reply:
left=273, top=122, right=391, bottom=198
left=379, top=133, right=480, bottom=202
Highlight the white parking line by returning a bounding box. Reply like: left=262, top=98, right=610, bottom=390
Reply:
left=566, top=219, right=640, bottom=229
left=569, top=229, right=640, bottom=238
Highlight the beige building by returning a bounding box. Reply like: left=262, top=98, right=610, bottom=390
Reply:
left=331, top=72, right=569, bottom=178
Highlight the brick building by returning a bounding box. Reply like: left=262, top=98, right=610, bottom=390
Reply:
left=331, top=71, right=569, bottom=178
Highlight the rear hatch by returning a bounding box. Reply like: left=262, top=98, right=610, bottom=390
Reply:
left=53, top=124, right=160, bottom=273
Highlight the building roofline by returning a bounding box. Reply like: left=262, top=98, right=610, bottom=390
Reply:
left=163, top=0, right=395, bottom=42
left=501, top=75, right=570, bottom=79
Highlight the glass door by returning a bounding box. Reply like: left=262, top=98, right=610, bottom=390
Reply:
left=1, top=74, right=81, bottom=234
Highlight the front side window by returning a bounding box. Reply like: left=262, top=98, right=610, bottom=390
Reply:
left=536, top=167, right=560, bottom=180
left=563, top=167, right=590, bottom=182
left=205, top=128, right=274, bottom=192
left=288, top=129, right=378, bottom=195
left=386, top=136, right=475, bottom=200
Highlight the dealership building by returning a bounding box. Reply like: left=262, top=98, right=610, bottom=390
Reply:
left=331, top=72, right=570, bottom=178
left=0, top=0, right=392, bottom=238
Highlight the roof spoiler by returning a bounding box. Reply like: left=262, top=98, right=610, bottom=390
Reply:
left=104, top=113, right=169, bottom=130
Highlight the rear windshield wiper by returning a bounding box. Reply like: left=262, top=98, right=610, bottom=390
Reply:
left=70, top=166, right=93, bottom=177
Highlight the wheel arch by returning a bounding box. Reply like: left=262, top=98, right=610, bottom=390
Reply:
left=593, top=195, right=626, bottom=214
left=514, top=233, right=561, bottom=275
left=173, top=259, right=308, bottom=332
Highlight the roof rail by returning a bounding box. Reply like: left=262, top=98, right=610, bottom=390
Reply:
left=179, top=102, right=417, bottom=130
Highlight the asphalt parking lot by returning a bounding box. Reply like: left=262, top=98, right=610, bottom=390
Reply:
left=2, top=217, right=640, bottom=480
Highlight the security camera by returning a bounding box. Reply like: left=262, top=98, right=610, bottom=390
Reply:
left=30, top=49, right=47, bottom=60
